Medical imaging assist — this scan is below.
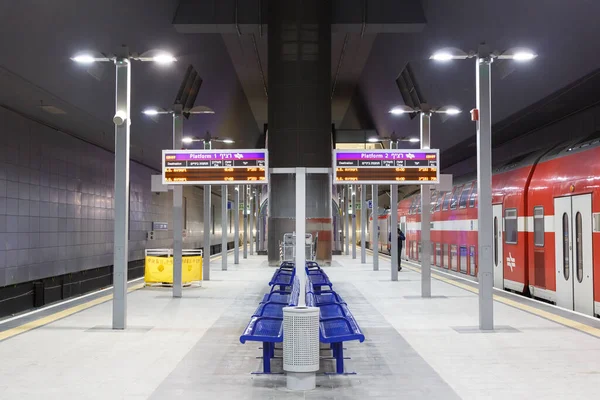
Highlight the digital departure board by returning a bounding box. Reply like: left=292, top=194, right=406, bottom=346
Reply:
left=162, top=149, right=268, bottom=185
left=333, top=149, right=439, bottom=185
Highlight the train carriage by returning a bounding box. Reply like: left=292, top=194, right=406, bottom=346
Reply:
left=389, top=134, right=600, bottom=318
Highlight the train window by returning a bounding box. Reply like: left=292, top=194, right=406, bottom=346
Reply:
left=562, top=213, right=570, bottom=281
left=494, top=217, right=498, bottom=266
left=431, top=242, right=435, bottom=264
left=436, top=192, right=444, bottom=212
left=459, top=183, right=472, bottom=209
left=416, top=195, right=421, bottom=214
left=443, top=244, right=449, bottom=267
left=450, top=186, right=463, bottom=210
left=450, top=245, right=458, bottom=270
left=469, top=185, right=478, bottom=208
left=460, top=246, right=468, bottom=273
left=430, top=191, right=437, bottom=213
left=442, top=190, right=452, bottom=210
left=505, top=208, right=518, bottom=244
left=533, top=206, right=544, bottom=247
left=576, top=212, right=583, bottom=283
left=469, top=246, right=476, bottom=276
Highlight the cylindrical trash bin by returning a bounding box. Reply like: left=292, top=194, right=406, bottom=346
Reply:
left=283, top=306, right=320, bottom=390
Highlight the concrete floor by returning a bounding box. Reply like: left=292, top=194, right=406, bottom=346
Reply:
left=0, top=253, right=599, bottom=399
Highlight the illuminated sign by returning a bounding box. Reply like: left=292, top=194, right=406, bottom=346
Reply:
left=162, top=149, right=268, bottom=185
left=333, top=149, right=439, bottom=184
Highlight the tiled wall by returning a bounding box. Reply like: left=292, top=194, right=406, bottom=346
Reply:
left=0, top=107, right=234, bottom=287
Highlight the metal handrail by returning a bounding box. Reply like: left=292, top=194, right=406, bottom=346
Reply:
left=145, top=248, right=203, bottom=257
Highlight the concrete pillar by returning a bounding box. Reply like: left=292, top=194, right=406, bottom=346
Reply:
left=267, top=0, right=332, bottom=265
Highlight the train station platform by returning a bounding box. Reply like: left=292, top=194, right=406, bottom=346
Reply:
left=1, top=252, right=599, bottom=399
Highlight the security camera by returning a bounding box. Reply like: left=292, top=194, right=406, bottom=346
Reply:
left=113, top=110, right=127, bottom=125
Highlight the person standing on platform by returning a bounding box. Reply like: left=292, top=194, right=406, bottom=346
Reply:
left=397, top=228, right=405, bottom=271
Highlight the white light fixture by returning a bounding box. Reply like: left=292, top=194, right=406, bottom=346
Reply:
left=222, top=139, right=234, bottom=144
left=512, top=51, right=537, bottom=61
left=431, top=52, right=454, bottom=62
left=389, top=105, right=416, bottom=115
left=153, top=53, right=177, bottom=64
left=367, top=137, right=380, bottom=143
left=142, top=109, right=160, bottom=116
left=409, top=138, right=420, bottom=143
left=182, top=137, right=194, bottom=144
left=72, top=54, right=96, bottom=64
left=436, top=106, right=462, bottom=115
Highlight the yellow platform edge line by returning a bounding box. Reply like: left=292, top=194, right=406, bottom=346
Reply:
left=370, top=251, right=600, bottom=338
left=0, top=283, right=145, bottom=342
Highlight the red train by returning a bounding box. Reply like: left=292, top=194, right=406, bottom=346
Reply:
left=396, top=134, right=600, bottom=318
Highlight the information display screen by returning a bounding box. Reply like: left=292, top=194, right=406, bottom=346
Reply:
left=333, top=149, right=439, bottom=185
left=162, top=149, right=268, bottom=185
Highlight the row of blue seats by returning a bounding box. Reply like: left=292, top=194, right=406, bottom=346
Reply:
left=305, top=264, right=365, bottom=374
left=240, top=263, right=299, bottom=373
left=240, top=261, right=365, bottom=374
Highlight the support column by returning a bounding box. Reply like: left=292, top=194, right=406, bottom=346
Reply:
left=243, top=185, right=248, bottom=259
left=203, top=140, right=211, bottom=280
left=344, top=187, right=349, bottom=255
left=234, top=185, right=240, bottom=264
left=390, top=140, right=398, bottom=280
left=477, top=49, right=494, bottom=330
left=372, top=184, right=379, bottom=271
left=296, top=169, right=307, bottom=306
left=249, top=189, right=254, bottom=255
left=421, top=113, right=432, bottom=298
left=112, top=57, right=130, bottom=330
left=255, top=189, right=260, bottom=252
left=221, top=185, right=228, bottom=270
left=361, top=184, right=366, bottom=263
left=351, top=186, right=356, bottom=259
left=172, top=105, right=184, bottom=298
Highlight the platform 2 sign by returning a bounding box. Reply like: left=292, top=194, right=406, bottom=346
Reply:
left=162, top=149, right=268, bottom=185
left=333, top=149, right=439, bottom=185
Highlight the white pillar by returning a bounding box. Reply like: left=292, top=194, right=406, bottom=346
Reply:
left=255, top=189, right=260, bottom=251
left=243, top=185, right=248, bottom=259
left=361, top=184, right=366, bottom=263
left=372, top=184, right=379, bottom=271
left=351, top=186, right=356, bottom=259
left=172, top=105, right=184, bottom=298
left=221, top=185, right=228, bottom=270
left=203, top=140, right=211, bottom=280
left=391, top=185, right=398, bottom=281
left=477, top=48, right=494, bottom=330
left=344, top=187, right=349, bottom=255
left=112, top=57, right=130, bottom=329
left=421, top=112, right=432, bottom=298
left=249, top=188, right=254, bottom=255
left=296, top=168, right=306, bottom=306
left=234, top=186, right=240, bottom=264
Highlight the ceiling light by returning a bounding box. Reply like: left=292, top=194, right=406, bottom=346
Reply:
left=409, top=138, right=420, bottom=143
left=72, top=54, right=96, bottom=64
left=39, top=105, right=67, bottom=115
left=444, top=107, right=461, bottom=115
left=182, top=137, right=194, bottom=144
left=153, top=53, right=177, bottom=64
left=367, top=137, right=380, bottom=143
left=222, top=139, right=234, bottom=144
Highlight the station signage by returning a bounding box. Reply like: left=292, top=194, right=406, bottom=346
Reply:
left=162, top=149, right=268, bottom=185
left=333, top=149, right=439, bottom=185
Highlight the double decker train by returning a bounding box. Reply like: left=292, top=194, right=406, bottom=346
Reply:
left=382, top=133, right=600, bottom=318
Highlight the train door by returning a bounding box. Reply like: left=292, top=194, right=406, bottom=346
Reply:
left=554, top=194, right=594, bottom=316
left=492, top=204, right=504, bottom=288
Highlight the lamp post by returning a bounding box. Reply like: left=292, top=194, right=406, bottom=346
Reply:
left=72, top=47, right=176, bottom=330
left=142, top=105, right=214, bottom=296
left=180, top=132, right=234, bottom=278
left=430, top=43, right=537, bottom=330
left=389, top=104, right=461, bottom=291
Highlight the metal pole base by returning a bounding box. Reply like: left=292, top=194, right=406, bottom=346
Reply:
left=286, top=372, right=316, bottom=391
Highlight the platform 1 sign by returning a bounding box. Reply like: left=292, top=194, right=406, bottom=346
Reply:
left=333, top=149, right=439, bottom=185
left=162, top=149, right=268, bottom=185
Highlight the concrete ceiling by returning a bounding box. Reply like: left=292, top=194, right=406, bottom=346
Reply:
left=1, top=0, right=599, bottom=176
